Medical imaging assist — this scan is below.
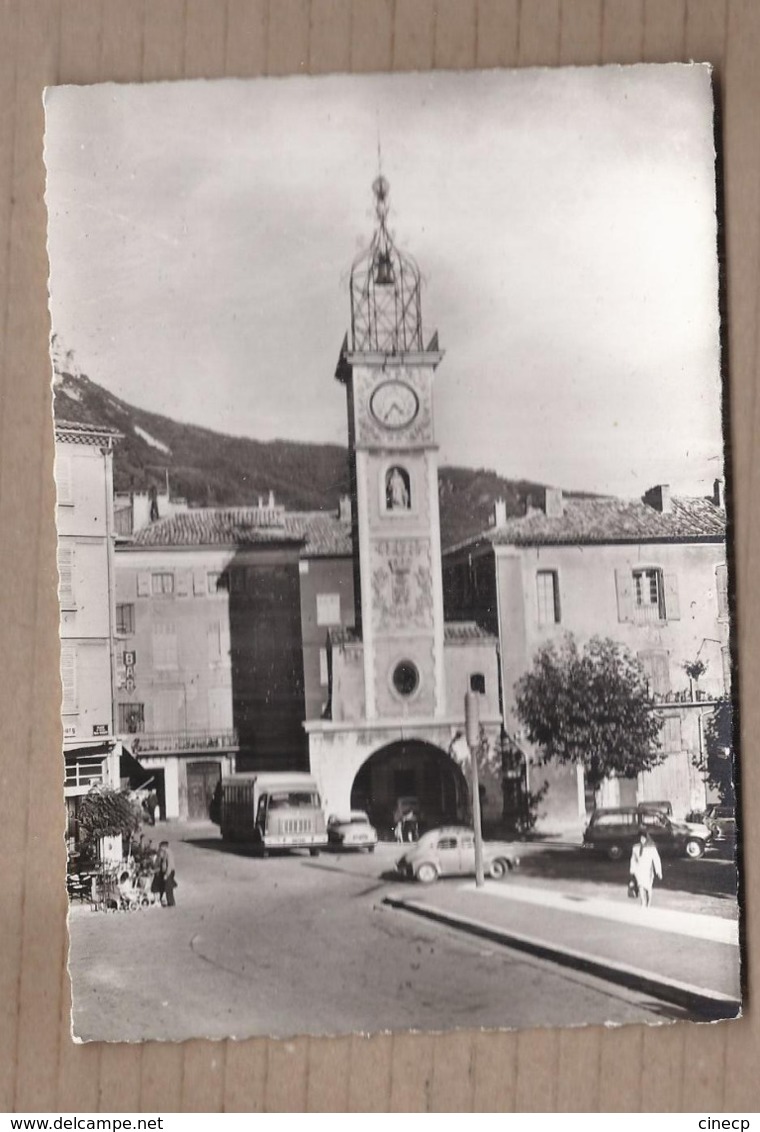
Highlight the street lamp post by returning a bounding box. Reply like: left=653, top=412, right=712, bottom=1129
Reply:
left=465, top=691, right=485, bottom=888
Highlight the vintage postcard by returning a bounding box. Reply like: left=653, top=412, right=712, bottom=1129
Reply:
left=44, top=65, right=740, bottom=1041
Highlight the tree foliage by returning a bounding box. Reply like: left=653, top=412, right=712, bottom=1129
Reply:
left=77, top=786, right=142, bottom=848
left=514, top=635, right=664, bottom=791
left=697, top=696, right=736, bottom=806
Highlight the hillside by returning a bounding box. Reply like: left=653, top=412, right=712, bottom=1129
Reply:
left=53, top=364, right=568, bottom=548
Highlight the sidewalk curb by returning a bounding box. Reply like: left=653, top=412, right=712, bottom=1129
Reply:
left=382, top=895, right=741, bottom=1022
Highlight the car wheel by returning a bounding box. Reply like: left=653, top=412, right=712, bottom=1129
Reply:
left=367, top=845, right=375, bottom=853
left=607, top=844, right=624, bottom=861
left=488, top=858, right=509, bottom=880
left=309, top=848, right=320, bottom=858
left=685, top=838, right=705, bottom=859
left=415, top=862, right=438, bottom=884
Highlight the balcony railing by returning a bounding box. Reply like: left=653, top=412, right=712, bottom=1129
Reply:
left=125, top=728, right=239, bottom=755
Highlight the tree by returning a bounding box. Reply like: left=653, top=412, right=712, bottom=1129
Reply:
left=696, top=696, right=736, bottom=806
left=514, top=635, right=664, bottom=793
left=77, top=786, right=142, bottom=854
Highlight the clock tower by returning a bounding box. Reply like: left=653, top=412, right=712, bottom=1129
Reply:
left=336, top=175, right=446, bottom=721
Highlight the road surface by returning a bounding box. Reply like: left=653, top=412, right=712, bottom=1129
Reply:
left=68, top=824, right=703, bottom=1041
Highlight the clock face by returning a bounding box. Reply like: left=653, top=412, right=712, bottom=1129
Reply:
left=370, top=381, right=419, bottom=430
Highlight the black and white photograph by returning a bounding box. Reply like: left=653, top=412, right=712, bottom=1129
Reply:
left=45, top=64, right=741, bottom=1042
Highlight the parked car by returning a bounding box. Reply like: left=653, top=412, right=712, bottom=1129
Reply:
left=637, top=800, right=673, bottom=817
left=583, top=807, right=712, bottom=860
left=327, top=811, right=378, bottom=852
left=396, top=826, right=520, bottom=884
left=686, top=804, right=736, bottom=842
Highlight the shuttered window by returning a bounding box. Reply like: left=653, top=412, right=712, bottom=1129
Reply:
left=56, top=453, right=74, bottom=505
left=319, top=647, right=329, bottom=687
left=57, top=545, right=76, bottom=609
left=722, top=646, right=732, bottom=692
left=137, top=571, right=151, bottom=597
left=638, top=649, right=671, bottom=697
left=151, top=572, right=174, bottom=596
left=716, top=564, right=729, bottom=621
left=618, top=567, right=679, bottom=623
left=60, top=645, right=77, bottom=714
left=116, top=603, right=134, bottom=635
left=662, top=714, right=682, bottom=752
left=536, top=570, right=561, bottom=625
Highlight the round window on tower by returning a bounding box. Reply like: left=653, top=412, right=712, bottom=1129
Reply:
left=392, top=660, right=420, bottom=698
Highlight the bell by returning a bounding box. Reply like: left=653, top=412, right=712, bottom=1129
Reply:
left=374, top=252, right=394, bottom=286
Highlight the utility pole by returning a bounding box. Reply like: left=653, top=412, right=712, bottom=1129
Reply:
left=465, top=691, right=485, bottom=888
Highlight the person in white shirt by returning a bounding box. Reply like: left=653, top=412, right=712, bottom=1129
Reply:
left=629, top=831, right=663, bottom=907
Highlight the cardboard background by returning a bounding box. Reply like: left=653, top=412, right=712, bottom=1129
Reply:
left=1, top=0, right=758, bottom=1112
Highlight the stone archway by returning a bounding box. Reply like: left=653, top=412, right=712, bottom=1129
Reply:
left=350, top=739, right=469, bottom=839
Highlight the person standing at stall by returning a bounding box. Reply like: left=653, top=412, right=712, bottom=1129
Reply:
left=156, top=840, right=177, bottom=908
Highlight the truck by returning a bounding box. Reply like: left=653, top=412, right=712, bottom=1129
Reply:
left=212, top=772, right=328, bottom=856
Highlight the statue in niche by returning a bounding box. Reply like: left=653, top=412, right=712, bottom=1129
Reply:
left=386, top=466, right=410, bottom=510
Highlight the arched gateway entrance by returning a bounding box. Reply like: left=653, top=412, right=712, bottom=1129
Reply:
left=350, top=740, right=469, bottom=838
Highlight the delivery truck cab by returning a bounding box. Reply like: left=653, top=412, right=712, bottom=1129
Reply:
left=214, top=772, right=328, bottom=855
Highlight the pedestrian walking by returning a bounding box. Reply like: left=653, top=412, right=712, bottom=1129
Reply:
left=155, top=840, right=178, bottom=908
left=148, top=789, right=160, bottom=826
left=629, top=831, right=662, bottom=908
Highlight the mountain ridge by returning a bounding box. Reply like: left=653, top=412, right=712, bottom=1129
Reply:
left=53, top=365, right=588, bottom=548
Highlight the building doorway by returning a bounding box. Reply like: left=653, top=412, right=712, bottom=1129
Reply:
left=186, top=761, right=222, bottom=820
left=350, top=740, right=468, bottom=839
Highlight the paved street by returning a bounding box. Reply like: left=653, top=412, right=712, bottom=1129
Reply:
left=66, top=822, right=738, bottom=1041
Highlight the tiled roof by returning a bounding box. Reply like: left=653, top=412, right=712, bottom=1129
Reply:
left=443, top=621, right=497, bottom=643
left=55, top=419, right=123, bottom=444
left=128, top=508, right=352, bottom=557
left=444, top=495, right=726, bottom=554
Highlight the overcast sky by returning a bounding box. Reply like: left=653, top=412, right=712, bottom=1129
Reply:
left=45, top=65, right=724, bottom=498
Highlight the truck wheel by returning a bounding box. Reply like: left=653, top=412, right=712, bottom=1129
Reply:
left=309, top=848, right=320, bottom=857
left=488, top=858, right=509, bottom=880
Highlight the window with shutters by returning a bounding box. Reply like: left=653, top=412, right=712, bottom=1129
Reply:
left=722, top=646, right=732, bottom=693
left=118, top=702, right=145, bottom=733
left=56, top=453, right=74, bottom=506
left=116, top=603, right=135, bottom=635
left=319, top=647, right=329, bottom=687
left=638, top=649, right=671, bottom=698
left=60, top=645, right=77, bottom=715
left=152, top=623, right=178, bottom=669
left=661, top=714, right=682, bottom=752
left=536, top=570, right=561, bottom=625
left=151, top=572, right=174, bottom=596
left=716, top=564, right=729, bottom=621
left=616, top=567, right=679, bottom=622
left=57, top=545, right=76, bottom=610
left=632, top=567, right=665, bottom=620
left=317, top=593, right=341, bottom=626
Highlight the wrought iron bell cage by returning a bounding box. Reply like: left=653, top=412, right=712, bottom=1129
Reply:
left=349, top=176, right=424, bottom=354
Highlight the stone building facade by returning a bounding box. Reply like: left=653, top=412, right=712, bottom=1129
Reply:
left=442, top=484, right=731, bottom=829
left=56, top=420, right=123, bottom=837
